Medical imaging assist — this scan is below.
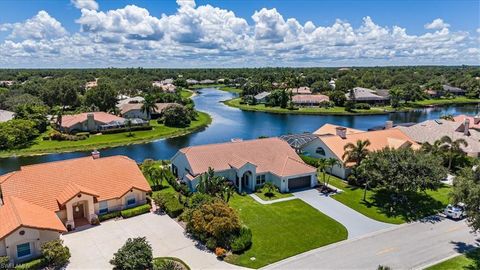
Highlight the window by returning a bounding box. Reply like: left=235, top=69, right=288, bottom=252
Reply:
left=17, top=243, right=31, bottom=258
left=316, top=147, right=326, bottom=156
left=256, top=175, right=266, bottom=185
left=99, top=201, right=108, bottom=215
left=127, top=196, right=136, bottom=206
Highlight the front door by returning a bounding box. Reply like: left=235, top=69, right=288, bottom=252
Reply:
left=73, top=202, right=85, bottom=219
left=242, top=173, right=249, bottom=189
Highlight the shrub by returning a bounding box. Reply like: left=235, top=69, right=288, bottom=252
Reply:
left=90, top=216, right=100, bottom=225
left=0, top=256, right=11, bottom=269
left=110, top=237, right=153, bottom=270
left=354, top=103, right=371, bottom=110
left=14, top=257, right=46, bottom=270
left=98, top=211, right=121, bottom=221
left=230, top=227, right=253, bottom=253
left=163, top=104, right=191, bottom=127
left=120, top=204, right=151, bottom=218
left=41, top=239, right=70, bottom=268
left=205, top=238, right=216, bottom=250
left=153, top=257, right=190, bottom=270
left=152, top=193, right=184, bottom=218
left=300, top=155, right=319, bottom=167
left=319, top=100, right=335, bottom=108
left=215, top=247, right=227, bottom=257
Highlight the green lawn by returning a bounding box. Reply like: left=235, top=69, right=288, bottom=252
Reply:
left=426, top=248, right=479, bottom=270
left=254, top=188, right=293, bottom=201
left=218, top=86, right=242, bottom=94
left=179, top=89, right=194, bottom=98
left=328, top=176, right=452, bottom=224
left=225, top=194, right=348, bottom=268
left=0, top=112, right=211, bottom=158
left=412, top=96, right=480, bottom=106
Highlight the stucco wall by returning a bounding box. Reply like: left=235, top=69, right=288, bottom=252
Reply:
left=0, top=239, right=6, bottom=257
left=301, top=139, right=347, bottom=179
left=3, top=227, right=59, bottom=263
left=94, top=189, right=147, bottom=214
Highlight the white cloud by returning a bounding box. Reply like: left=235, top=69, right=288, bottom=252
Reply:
left=0, top=3, right=478, bottom=67
left=71, top=0, right=99, bottom=10
left=0, top=11, right=68, bottom=40
left=424, top=18, right=450, bottom=30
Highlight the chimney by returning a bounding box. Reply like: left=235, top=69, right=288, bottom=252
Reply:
left=91, top=150, right=100, bottom=159
left=336, top=127, right=347, bottom=139
left=474, top=115, right=480, bottom=125
left=385, top=121, right=393, bottom=130
left=87, top=113, right=95, bottom=131
left=464, top=119, right=470, bottom=136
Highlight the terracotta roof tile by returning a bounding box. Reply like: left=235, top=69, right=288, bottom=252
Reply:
left=313, top=124, right=363, bottom=136
left=61, top=112, right=124, bottom=128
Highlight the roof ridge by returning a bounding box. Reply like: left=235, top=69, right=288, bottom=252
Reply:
left=14, top=155, right=127, bottom=171
left=179, top=137, right=280, bottom=152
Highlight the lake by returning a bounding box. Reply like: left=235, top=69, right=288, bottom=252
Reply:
left=1, top=88, right=479, bottom=174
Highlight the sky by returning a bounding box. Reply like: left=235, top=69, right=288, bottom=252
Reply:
left=0, top=0, right=478, bottom=68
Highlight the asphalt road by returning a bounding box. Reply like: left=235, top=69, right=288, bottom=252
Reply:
left=263, top=216, right=479, bottom=270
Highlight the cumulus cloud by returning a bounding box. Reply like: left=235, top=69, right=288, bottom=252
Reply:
left=424, top=18, right=450, bottom=30
left=71, top=0, right=99, bottom=10
left=0, top=1, right=478, bottom=67
left=0, top=11, right=68, bottom=40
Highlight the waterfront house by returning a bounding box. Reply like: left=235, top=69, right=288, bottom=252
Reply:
left=254, top=91, right=271, bottom=103
left=443, top=85, right=466, bottom=96
left=289, top=86, right=312, bottom=95
left=186, top=79, right=198, bottom=85
left=292, top=94, right=330, bottom=106
left=170, top=138, right=317, bottom=193
left=119, top=102, right=175, bottom=120
left=0, top=155, right=151, bottom=264
left=152, top=80, right=176, bottom=93
left=0, top=109, right=15, bottom=122
left=58, top=112, right=126, bottom=133
left=346, top=87, right=389, bottom=105
left=116, top=96, right=145, bottom=107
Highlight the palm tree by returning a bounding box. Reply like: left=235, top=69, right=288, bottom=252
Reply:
left=316, top=158, right=328, bottom=187
left=325, top=158, right=341, bottom=187
left=440, top=136, right=468, bottom=170
left=146, top=165, right=163, bottom=189
left=125, top=119, right=133, bottom=137
left=420, top=140, right=442, bottom=155
left=141, top=95, right=158, bottom=120
left=342, top=139, right=371, bottom=167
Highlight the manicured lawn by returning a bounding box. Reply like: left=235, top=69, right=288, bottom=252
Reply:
left=254, top=188, right=293, bottom=201
left=225, top=194, right=348, bottom=268
left=223, top=98, right=394, bottom=115
left=426, top=248, right=479, bottom=270
left=218, top=86, right=242, bottom=94
left=179, top=89, right=194, bottom=98
left=0, top=112, right=211, bottom=157
left=412, top=97, right=480, bottom=106
left=328, top=176, right=452, bottom=224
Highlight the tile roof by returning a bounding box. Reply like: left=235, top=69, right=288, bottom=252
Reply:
left=116, top=96, right=145, bottom=107
left=61, top=112, right=125, bottom=128
left=119, top=103, right=175, bottom=115
left=178, top=138, right=316, bottom=177
left=319, top=128, right=420, bottom=163
left=313, top=123, right=363, bottom=136
left=0, top=156, right=151, bottom=212
left=292, top=94, right=329, bottom=104
left=254, top=91, right=271, bottom=100
left=0, top=196, right=67, bottom=239
left=289, top=87, right=312, bottom=95
left=453, top=115, right=480, bottom=130
left=0, top=109, right=15, bottom=123
left=346, top=87, right=389, bottom=101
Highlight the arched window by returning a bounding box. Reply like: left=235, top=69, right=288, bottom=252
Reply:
left=316, top=147, right=326, bottom=156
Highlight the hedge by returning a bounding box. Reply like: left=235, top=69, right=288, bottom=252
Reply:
left=153, top=193, right=184, bottom=218
left=300, top=155, right=319, bottom=167
left=15, top=257, right=47, bottom=270
left=120, top=204, right=151, bottom=219
left=98, top=211, right=121, bottom=221
left=100, top=125, right=152, bottom=135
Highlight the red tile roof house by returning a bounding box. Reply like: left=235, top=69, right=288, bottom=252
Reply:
left=58, top=112, right=126, bottom=133
left=170, top=138, right=317, bottom=193
left=292, top=94, right=330, bottom=106
left=0, top=155, right=151, bottom=264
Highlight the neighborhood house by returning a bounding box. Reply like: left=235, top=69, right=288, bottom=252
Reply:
left=0, top=155, right=151, bottom=264
left=346, top=87, right=390, bottom=104
left=58, top=112, right=148, bottom=133
left=292, top=94, right=330, bottom=106
left=289, top=86, right=312, bottom=95
left=170, top=138, right=317, bottom=193
left=119, top=102, right=175, bottom=120
left=254, top=91, right=271, bottom=103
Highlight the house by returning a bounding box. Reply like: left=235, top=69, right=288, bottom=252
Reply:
left=289, top=87, right=312, bottom=95
left=0, top=155, right=151, bottom=264
left=85, top=79, right=98, bottom=90
left=443, top=85, right=466, bottom=96
left=283, top=124, right=419, bottom=179
left=152, top=80, right=176, bottom=93
left=186, top=79, right=198, bottom=85
left=292, top=94, right=330, bottom=106
left=254, top=91, right=271, bottom=103
left=397, top=117, right=480, bottom=157
left=170, top=138, right=317, bottom=193
left=0, top=109, right=15, bottom=123
left=119, top=103, right=175, bottom=119
left=59, top=112, right=126, bottom=133
left=116, top=96, right=145, bottom=107
left=453, top=114, right=480, bottom=131
left=199, top=79, right=215, bottom=84
left=346, top=87, right=389, bottom=104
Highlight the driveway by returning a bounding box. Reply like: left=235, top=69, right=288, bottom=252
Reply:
left=263, top=216, right=479, bottom=270
left=293, top=189, right=394, bottom=239
left=62, top=213, right=246, bottom=270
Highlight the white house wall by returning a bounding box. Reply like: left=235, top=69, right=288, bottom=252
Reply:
left=301, top=139, right=348, bottom=179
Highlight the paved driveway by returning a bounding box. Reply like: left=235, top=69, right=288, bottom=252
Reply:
left=264, top=216, right=479, bottom=270
left=293, top=189, right=394, bottom=239
left=62, top=213, right=246, bottom=270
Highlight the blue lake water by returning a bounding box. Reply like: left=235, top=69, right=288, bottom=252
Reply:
left=1, top=88, right=479, bottom=174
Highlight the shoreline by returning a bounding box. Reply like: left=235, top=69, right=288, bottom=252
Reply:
left=222, top=97, right=480, bottom=116
left=0, top=112, right=212, bottom=159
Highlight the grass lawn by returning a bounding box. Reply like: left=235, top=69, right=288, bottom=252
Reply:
left=0, top=112, right=211, bottom=158
left=254, top=188, right=293, bottom=201
left=223, top=98, right=394, bottom=115
left=218, top=86, right=242, bottom=94
left=179, top=89, right=194, bottom=98
left=225, top=194, right=348, bottom=268
left=426, top=248, right=479, bottom=270
left=412, top=96, right=480, bottom=106
left=328, top=176, right=452, bottom=224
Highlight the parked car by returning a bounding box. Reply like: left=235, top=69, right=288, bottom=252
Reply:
left=444, top=203, right=466, bottom=220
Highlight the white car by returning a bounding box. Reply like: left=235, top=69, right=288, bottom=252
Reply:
left=444, top=203, right=466, bottom=220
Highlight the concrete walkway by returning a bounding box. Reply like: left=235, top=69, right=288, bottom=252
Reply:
left=293, top=189, right=395, bottom=239
left=62, top=213, right=247, bottom=270
left=249, top=193, right=297, bottom=204
left=263, top=216, right=479, bottom=270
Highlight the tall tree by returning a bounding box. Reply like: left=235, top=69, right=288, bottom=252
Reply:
left=342, top=139, right=371, bottom=167
left=452, top=167, right=480, bottom=232
left=440, top=136, right=468, bottom=170
left=141, top=95, right=158, bottom=119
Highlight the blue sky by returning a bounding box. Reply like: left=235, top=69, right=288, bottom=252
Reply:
left=0, top=0, right=478, bottom=67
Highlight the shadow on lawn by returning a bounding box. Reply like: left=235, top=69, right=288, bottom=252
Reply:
left=451, top=241, right=480, bottom=270
left=364, top=189, right=446, bottom=222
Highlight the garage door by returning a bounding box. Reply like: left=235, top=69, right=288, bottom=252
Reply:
left=288, top=176, right=311, bottom=190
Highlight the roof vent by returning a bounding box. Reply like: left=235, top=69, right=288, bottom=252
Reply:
left=91, top=150, right=100, bottom=159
